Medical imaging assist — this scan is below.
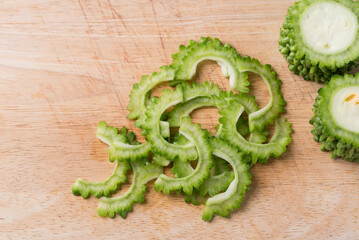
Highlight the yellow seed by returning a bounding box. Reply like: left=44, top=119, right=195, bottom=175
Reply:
left=345, top=94, right=356, bottom=102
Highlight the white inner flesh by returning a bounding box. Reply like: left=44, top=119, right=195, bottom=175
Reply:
left=300, top=1, right=358, bottom=54
left=190, top=57, right=237, bottom=87
left=331, top=87, right=359, bottom=133
left=206, top=151, right=238, bottom=205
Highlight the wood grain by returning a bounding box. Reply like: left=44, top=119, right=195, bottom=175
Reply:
left=1, top=0, right=359, bottom=239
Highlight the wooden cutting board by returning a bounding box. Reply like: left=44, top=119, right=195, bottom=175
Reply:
left=1, top=0, right=359, bottom=239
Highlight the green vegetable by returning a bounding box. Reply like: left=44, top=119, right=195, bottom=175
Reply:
left=97, top=159, right=162, bottom=218
left=279, top=0, right=359, bottom=82
left=73, top=37, right=293, bottom=221
left=236, top=57, right=286, bottom=132
left=127, top=66, right=174, bottom=136
left=310, top=73, right=359, bottom=161
left=217, top=98, right=292, bottom=164
left=72, top=160, right=130, bottom=198
left=72, top=122, right=132, bottom=198
left=154, top=117, right=213, bottom=195
left=142, top=87, right=198, bottom=162
left=171, top=37, right=249, bottom=92
left=202, top=138, right=251, bottom=221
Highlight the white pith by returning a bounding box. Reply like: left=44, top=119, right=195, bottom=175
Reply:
left=190, top=57, right=237, bottom=87
left=331, top=87, right=359, bottom=133
left=300, top=1, right=358, bottom=54
left=206, top=150, right=237, bottom=205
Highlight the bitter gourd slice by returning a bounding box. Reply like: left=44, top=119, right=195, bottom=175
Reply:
left=142, top=87, right=198, bottom=161
left=154, top=117, right=213, bottom=195
left=218, top=98, right=292, bottom=163
left=93, top=121, right=153, bottom=162
left=97, top=159, right=162, bottom=218
left=171, top=37, right=250, bottom=92
left=279, top=0, right=359, bottom=82
left=202, top=137, right=251, bottom=221
left=236, top=56, right=286, bottom=132
left=310, top=73, right=359, bottom=161
left=72, top=122, right=132, bottom=198
left=126, top=66, right=172, bottom=137
left=72, top=160, right=131, bottom=199
left=152, top=154, right=171, bottom=167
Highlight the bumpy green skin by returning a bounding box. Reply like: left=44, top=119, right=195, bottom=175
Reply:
left=93, top=121, right=153, bottom=162
left=152, top=154, right=171, bottom=167
left=72, top=122, right=133, bottom=199
left=127, top=66, right=175, bottom=121
left=142, top=87, right=198, bottom=162
left=72, top=161, right=131, bottom=198
left=154, top=117, right=213, bottom=195
left=218, top=99, right=293, bottom=164
left=202, top=138, right=251, bottom=221
left=97, top=159, right=163, bottom=218
left=170, top=37, right=249, bottom=92
left=126, top=66, right=173, bottom=137
left=107, top=142, right=152, bottom=162
left=172, top=155, right=235, bottom=206
left=236, top=56, right=286, bottom=132
left=279, top=0, right=359, bottom=83
left=310, top=74, right=359, bottom=161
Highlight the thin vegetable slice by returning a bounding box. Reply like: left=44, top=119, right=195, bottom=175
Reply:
left=72, top=160, right=131, bottom=198
left=94, top=121, right=152, bottom=162
left=218, top=99, right=292, bottom=163
left=152, top=154, right=171, bottom=167
left=168, top=81, right=260, bottom=128
left=143, top=87, right=198, bottom=162
left=310, top=73, right=359, bottom=161
left=184, top=166, right=234, bottom=206
left=279, top=0, right=359, bottom=82
left=72, top=122, right=132, bottom=198
left=107, top=141, right=152, bottom=162
left=97, top=159, right=162, bottom=218
left=154, top=117, right=213, bottom=195
left=171, top=37, right=250, bottom=92
left=126, top=66, right=173, bottom=137
left=202, top=137, right=251, bottom=221
left=127, top=66, right=175, bottom=120
left=236, top=57, right=286, bottom=132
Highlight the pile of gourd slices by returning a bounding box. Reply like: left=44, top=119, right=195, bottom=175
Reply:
left=72, top=37, right=292, bottom=221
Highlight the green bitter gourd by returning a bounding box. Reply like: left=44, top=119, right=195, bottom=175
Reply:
left=310, top=73, right=359, bottom=161
left=279, top=0, right=359, bottom=82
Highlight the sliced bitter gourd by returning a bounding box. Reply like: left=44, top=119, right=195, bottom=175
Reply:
left=202, top=138, right=251, bottom=221
left=154, top=117, right=213, bottom=195
left=97, top=159, right=162, bottom=218
left=152, top=154, right=171, bottom=167
left=236, top=57, right=286, bottom=132
left=107, top=141, right=152, bottom=162
left=72, top=160, right=131, bottom=198
left=72, top=122, right=132, bottom=198
left=310, top=73, right=359, bottom=162
left=126, top=66, right=173, bottom=137
left=95, top=121, right=153, bottom=162
left=171, top=37, right=250, bottom=92
left=218, top=98, right=292, bottom=163
left=127, top=66, right=175, bottom=120
left=142, top=87, right=198, bottom=162
left=279, top=0, right=359, bottom=82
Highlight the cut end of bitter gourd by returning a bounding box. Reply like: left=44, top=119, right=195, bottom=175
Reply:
left=279, top=0, right=359, bottom=82
left=300, top=1, right=358, bottom=55
left=330, top=86, right=359, bottom=133
left=311, top=73, right=359, bottom=161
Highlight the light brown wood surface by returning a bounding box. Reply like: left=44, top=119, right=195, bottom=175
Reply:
left=1, top=0, right=359, bottom=239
